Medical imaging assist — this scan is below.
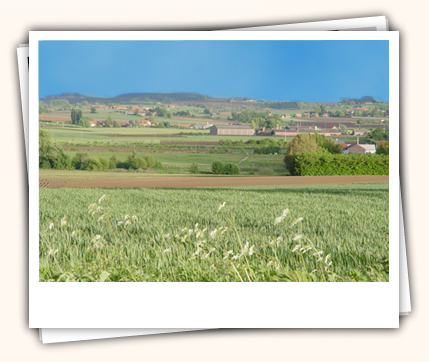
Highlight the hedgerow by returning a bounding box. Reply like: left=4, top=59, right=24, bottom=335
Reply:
left=292, top=152, right=389, bottom=176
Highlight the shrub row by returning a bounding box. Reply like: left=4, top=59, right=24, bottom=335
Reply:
left=291, top=152, right=389, bottom=176
left=68, top=153, right=161, bottom=171
left=212, top=161, right=240, bottom=175
left=254, top=145, right=281, bottom=154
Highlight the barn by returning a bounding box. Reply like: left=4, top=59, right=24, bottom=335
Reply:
left=210, top=125, right=254, bottom=136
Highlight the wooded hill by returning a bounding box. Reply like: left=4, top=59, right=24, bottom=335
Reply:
left=40, top=92, right=213, bottom=105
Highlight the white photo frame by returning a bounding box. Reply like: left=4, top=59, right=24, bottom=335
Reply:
left=29, top=31, right=399, bottom=329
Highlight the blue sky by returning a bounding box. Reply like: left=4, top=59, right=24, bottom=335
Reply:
left=39, top=40, right=389, bottom=102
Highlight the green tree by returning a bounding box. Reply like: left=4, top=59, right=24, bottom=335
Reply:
left=338, top=124, right=348, bottom=135
left=79, top=117, right=91, bottom=128
left=109, top=155, right=118, bottom=169
left=104, top=114, right=114, bottom=127
left=39, top=130, right=71, bottom=169
left=368, top=128, right=388, bottom=141
left=90, top=107, right=97, bottom=114
left=376, top=143, right=389, bottom=155
left=39, top=102, right=50, bottom=114
left=284, top=134, right=319, bottom=173
left=314, top=104, right=321, bottom=114
left=99, top=157, right=109, bottom=170
left=71, top=153, right=90, bottom=169
left=190, top=163, right=199, bottom=174
left=71, top=109, right=76, bottom=124
left=203, top=108, right=211, bottom=115
left=144, top=155, right=156, bottom=168
left=223, top=163, right=240, bottom=175
left=212, top=161, right=225, bottom=174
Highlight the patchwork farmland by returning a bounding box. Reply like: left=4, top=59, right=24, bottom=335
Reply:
left=38, top=94, right=390, bottom=282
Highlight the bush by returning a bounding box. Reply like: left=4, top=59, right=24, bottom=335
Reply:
left=144, top=155, right=156, bottom=168
left=108, top=155, right=118, bottom=169
left=131, top=157, right=147, bottom=170
left=223, top=163, right=240, bottom=175
left=39, top=130, right=72, bottom=170
left=292, top=152, right=389, bottom=176
left=71, top=153, right=90, bottom=170
left=190, top=163, right=199, bottom=174
left=254, top=145, right=281, bottom=154
left=116, top=161, right=133, bottom=170
left=99, top=157, right=109, bottom=170
left=81, top=158, right=103, bottom=171
left=40, top=160, right=51, bottom=169
left=212, top=161, right=225, bottom=174
left=153, top=161, right=164, bottom=170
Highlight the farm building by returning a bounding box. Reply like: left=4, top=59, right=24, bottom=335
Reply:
left=194, top=123, right=213, bottom=130
left=353, top=130, right=368, bottom=136
left=210, top=125, right=254, bottom=136
left=285, top=125, right=341, bottom=136
left=342, top=144, right=376, bottom=154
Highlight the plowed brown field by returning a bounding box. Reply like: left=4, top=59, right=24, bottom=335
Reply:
left=39, top=175, right=388, bottom=188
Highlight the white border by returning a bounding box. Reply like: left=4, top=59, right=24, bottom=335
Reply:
left=17, top=47, right=29, bottom=172
left=29, top=31, right=399, bottom=328
left=232, top=16, right=388, bottom=31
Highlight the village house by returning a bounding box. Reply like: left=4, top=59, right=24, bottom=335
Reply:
left=321, top=113, right=329, bottom=117
left=89, top=121, right=96, bottom=127
left=294, top=113, right=302, bottom=118
left=137, top=119, right=152, bottom=127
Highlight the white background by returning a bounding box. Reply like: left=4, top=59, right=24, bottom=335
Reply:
left=0, top=1, right=426, bottom=360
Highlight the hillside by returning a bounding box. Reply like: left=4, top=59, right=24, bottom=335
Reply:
left=40, top=92, right=214, bottom=105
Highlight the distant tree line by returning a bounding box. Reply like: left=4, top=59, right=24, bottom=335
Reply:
left=228, top=110, right=282, bottom=129
left=339, top=96, right=379, bottom=105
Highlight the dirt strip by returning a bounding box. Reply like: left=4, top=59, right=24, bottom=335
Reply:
left=40, top=175, right=389, bottom=188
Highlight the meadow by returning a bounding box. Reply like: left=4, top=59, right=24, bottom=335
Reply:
left=39, top=183, right=389, bottom=282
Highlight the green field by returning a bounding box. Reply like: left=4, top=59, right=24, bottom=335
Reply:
left=39, top=183, right=389, bottom=282
left=40, top=125, right=290, bottom=147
